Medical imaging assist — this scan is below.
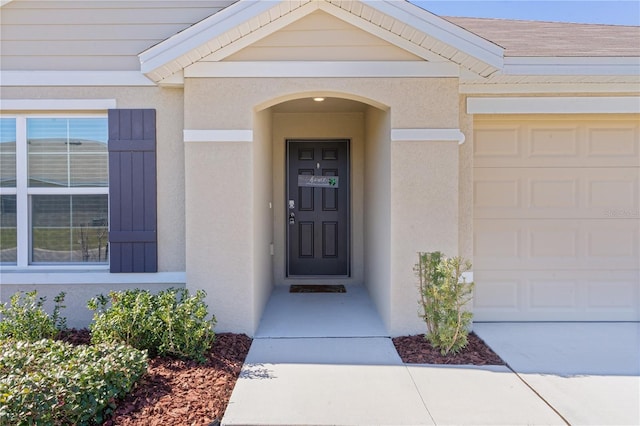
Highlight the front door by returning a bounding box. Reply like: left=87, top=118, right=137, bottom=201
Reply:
left=287, top=140, right=350, bottom=276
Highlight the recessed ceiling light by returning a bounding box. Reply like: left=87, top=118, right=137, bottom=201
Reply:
left=313, top=97, right=325, bottom=102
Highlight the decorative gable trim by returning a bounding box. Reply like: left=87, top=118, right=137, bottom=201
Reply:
left=139, top=0, right=504, bottom=84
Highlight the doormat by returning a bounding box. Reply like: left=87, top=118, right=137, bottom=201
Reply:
left=290, top=284, right=347, bottom=293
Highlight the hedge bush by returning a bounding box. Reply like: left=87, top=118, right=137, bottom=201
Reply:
left=0, top=339, right=147, bottom=425
left=88, top=288, right=216, bottom=363
left=0, top=291, right=67, bottom=341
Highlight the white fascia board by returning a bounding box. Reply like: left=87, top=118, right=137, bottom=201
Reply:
left=0, top=71, right=155, bottom=87
left=467, top=96, right=640, bottom=114
left=391, top=128, right=466, bottom=144
left=0, top=99, right=116, bottom=111
left=139, top=0, right=278, bottom=74
left=366, top=0, right=504, bottom=69
left=185, top=61, right=459, bottom=78
left=184, top=129, right=253, bottom=142
left=504, top=57, right=640, bottom=76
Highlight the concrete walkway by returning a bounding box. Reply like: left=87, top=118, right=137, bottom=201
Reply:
left=222, top=286, right=640, bottom=425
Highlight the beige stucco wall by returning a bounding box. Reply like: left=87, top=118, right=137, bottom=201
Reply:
left=183, top=76, right=461, bottom=336
left=459, top=97, right=474, bottom=262
left=390, top=140, right=460, bottom=335
left=253, top=109, right=275, bottom=332
left=364, top=106, right=392, bottom=330
left=185, top=78, right=458, bottom=129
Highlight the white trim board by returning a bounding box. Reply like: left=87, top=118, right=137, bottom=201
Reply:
left=0, top=271, right=186, bottom=285
left=503, top=57, right=640, bottom=76
left=0, top=99, right=116, bottom=111
left=467, top=97, right=640, bottom=114
left=0, top=71, right=155, bottom=87
left=184, top=129, right=253, bottom=143
left=391, top=128, right=466, bottom=144
left=460, top=83, right=640, bottom=95
left=185, top=61, right=459, bottom=78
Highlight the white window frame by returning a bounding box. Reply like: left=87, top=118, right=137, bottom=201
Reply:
left=0, top=112, right=109, bottom=270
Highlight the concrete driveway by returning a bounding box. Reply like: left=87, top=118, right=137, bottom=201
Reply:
left=474, top=322, right=640, bottom=426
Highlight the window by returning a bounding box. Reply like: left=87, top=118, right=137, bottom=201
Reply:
left=0, top=116, right=108, bottom=266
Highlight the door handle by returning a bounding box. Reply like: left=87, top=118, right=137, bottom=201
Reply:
left=289, top=211, right=296, bottom=225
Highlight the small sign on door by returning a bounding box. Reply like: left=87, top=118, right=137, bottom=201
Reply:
left=298, top=175, right=339, bottom=188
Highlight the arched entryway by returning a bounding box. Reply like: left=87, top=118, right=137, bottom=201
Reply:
left=184, top=77, right=463, bottom=337
left=259, top=95, right=388, bottom=286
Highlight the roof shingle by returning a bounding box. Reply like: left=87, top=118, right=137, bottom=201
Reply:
left=444, top=17, right=640, bottom=57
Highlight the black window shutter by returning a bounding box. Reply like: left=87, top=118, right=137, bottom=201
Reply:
left=108, top=109, right=157, bottom=272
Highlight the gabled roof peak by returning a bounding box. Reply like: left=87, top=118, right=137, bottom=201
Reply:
left=138, top=0, right=504, bottom=84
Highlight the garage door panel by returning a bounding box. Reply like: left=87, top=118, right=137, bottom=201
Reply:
left=474, top=120, right=639, bottom=168
left=474, top=167, right=639, bottom=219
left=473, top=270, right=640, bottom=321
left=474, top=116, right=640, bottom=321
left=475, top=219, right=639, bottom=270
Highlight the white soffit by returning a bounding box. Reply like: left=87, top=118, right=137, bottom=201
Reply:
left=467, top=96, right=640, bottom=114
left=138, top=0, right=504, bottom=83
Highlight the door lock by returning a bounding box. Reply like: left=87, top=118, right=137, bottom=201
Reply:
left=289, top=212, right=296, bottom=225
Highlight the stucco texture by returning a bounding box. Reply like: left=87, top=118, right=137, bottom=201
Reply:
left=183, top=76, right=463, bottom=336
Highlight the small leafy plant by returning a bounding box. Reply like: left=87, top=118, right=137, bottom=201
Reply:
left=0, top=291, right=67, bottom=342
left=88, top=288, right=216, bottom=362
left=416, top=251, right=474, bottom=355
left=0, top=339, right=147, bottom=425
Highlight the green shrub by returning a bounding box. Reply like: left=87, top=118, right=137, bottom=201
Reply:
left=88, top=288, right=216, bottom=362
left=416, top=251, right=474, bottom=355
left=0, top=339, right=147, bottom=425
left=0, top=291, right=67, bottom=341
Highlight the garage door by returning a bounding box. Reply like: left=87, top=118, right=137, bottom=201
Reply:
left=473, top=116, right=639, bottom=321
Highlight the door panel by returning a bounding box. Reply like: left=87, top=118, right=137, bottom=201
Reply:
left=287, top=140, right=349, bottom=276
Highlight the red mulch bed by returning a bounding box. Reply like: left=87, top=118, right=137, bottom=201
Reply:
left=56, top=329, right=502, bottom=425
left=393, top=332, right=505, bottom=365
left=58, top=330, right=252, bottom=426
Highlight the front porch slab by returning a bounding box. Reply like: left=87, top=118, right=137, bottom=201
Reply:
left=255, top=284, right=387, bottom=338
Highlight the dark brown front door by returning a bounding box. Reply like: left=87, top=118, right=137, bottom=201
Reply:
left=287, top=140, right=349, bottom=276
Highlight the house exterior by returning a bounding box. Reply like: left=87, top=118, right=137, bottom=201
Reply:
left=0, top=0, right=638, bottom=336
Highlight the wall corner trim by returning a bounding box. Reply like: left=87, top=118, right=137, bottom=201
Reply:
left=391, top=128, right=466, bottom=144
left=183, top=129, right=253, bottom=143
